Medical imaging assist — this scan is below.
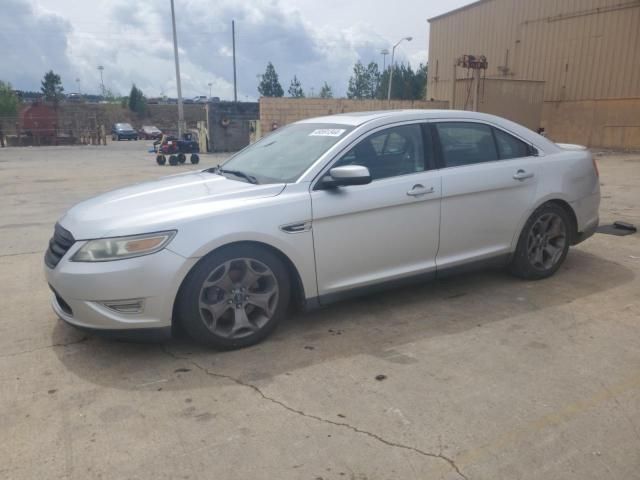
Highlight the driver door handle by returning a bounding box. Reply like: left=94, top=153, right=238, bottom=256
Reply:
left=407, top=184, right=435, bottom=197
left=513, top=169, right=534, bottom=181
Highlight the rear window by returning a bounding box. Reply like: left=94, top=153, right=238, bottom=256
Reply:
left=436, top=122, right=499, bottom=167
left=494, top=129, right=530, bottom=159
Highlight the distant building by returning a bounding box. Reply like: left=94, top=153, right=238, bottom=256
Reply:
left=427, top=0, right=640, bottom=148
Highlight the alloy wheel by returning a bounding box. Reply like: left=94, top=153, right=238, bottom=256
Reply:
left=198, top=258, right=279, bottom=339
left=526, top=212, right=567, bottom=270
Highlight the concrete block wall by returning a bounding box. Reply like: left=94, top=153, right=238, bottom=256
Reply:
left=259, top=98, right=449, bottom=133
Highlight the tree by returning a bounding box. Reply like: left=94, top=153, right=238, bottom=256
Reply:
left=0, top=81, right=20, bottom=147
left=41, top=70, right=64, bottom=105
left=346, top=61, right=368, bottom=99
left=347, top=61, right=380, bottom=99
left=319, top=82, right=333, bottom=99
left=377, top=62, right=428, bottom=100
left=128, top=84, right=147, bottom=116
left=258, top=62, right=284, bottom=97
left=288, top=75, right=305, bottom=98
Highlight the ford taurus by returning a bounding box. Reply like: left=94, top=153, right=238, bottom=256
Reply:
left=45, top=110, right=600, bottom=348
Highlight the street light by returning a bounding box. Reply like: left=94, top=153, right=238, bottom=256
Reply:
left=380, top=48, right=390, bottom=72
left=387, top=36, right=412, bottom=101
left=97, top=65, right=105, bottom=97
left=208, top=82, right=213, bottom=98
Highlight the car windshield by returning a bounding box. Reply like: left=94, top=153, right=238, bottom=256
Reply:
left=117, top=123, right=133, bottom=130
left=219, top=123, right=353, bottom=184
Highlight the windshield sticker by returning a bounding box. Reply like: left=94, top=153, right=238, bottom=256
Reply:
left=309, top=129, right=346, bottom=137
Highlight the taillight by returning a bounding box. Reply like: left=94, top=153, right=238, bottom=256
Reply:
left=592, top=157, right=599, bottom=177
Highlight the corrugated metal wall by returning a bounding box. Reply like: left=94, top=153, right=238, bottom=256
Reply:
left=428, top=0, right=640, bottom=102
left=453, top=78, right=545, bottom=129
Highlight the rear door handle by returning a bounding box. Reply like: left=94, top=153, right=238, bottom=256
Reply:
left=407, top=184, right=435, bottom=197
left=513, top=169, right=534, bottom=181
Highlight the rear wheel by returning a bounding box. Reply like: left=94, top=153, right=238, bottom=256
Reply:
left=177, top=153, right=186, bottom=164
left=177, top=245, right=290, bottom=349
left=169, top=155, right=178, bottom=166
left=510, top=203, right=571, bottom=280
left=190, top=153, right=200, bottom=164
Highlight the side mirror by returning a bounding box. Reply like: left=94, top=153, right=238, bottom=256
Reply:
left=320, top=165, right=372, bottom=189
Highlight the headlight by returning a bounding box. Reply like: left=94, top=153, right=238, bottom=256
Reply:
left=71, top=231, right=176, bottom=262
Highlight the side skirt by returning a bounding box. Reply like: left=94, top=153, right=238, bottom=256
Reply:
left=303, top=253, right=512, bottom=311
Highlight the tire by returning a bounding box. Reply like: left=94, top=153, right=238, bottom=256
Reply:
left=190, top=153, right=200, bottom=164
left=510, top=203, right=571, bottom=280
left=156, top=154, right=166, bottom=165
left=169, top=155, right=178, bottom=166
left=117, top=135, right=121, bottom=141
left=177, top=153, right=186, bottom=164
left=111, top=134, right=116, bottom=141
left=177, top=244, right=291, bottom=349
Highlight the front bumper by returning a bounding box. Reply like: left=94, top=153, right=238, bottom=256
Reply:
left=45, top=244, right=197, bottom=332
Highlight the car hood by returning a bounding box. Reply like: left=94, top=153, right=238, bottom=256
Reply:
left=59, top=171, right=286, bottom=239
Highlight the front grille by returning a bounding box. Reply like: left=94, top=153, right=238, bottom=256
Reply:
left=44, top=223, right=75, bottom=269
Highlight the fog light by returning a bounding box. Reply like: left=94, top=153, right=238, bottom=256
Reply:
left=100, top=299, right=145, bottom=314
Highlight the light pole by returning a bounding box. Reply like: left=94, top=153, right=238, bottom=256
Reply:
left=387, top=36, right=412, bottom=101
left=97, top=65, right=105, bottom=97
left=208, top=82, right=213, bottom=98
left=75, top=77, right=81, bottom=95
left=380, top=49, right=389, bottom=72
left=170, top=0, right=185, bottom=137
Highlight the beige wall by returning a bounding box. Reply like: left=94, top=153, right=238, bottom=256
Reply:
left=428, top=0, right=640, bottom=147
left=452, top=78, right=544, bottom=130
left=543, top=98, right=640, bottom=149
left=259, top=98, right=449, bottom=132
left=428, top=0, right=640, bottom=102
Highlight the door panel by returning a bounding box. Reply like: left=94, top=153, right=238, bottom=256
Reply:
left=437, top=159, right=540, bottom=267
left=311, top=171, right=441, bottom=296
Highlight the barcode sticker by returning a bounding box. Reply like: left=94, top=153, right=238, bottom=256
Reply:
left=309, top=129, right=346, bottom=137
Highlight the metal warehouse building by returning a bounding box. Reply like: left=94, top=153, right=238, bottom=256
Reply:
left=427, top=0, right=640, bottom=148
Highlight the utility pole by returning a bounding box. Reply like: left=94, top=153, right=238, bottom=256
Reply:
left=232, top=20, right=238, bottom=102
left=170, top=0, right=185, bottom=137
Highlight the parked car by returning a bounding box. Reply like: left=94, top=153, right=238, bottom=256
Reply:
left=193, top=96, right=208, bottom=104
left=139, top=125, right=163, bottom=140
left=111, top=123, right=138, bottom=141
left=45, top=110, right=600, bottom=349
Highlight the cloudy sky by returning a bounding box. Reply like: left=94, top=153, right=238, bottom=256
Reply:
left=0, top=0, right=474, bottom=99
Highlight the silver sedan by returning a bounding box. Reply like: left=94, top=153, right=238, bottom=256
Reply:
left=45, top=110, right=600, bottom=348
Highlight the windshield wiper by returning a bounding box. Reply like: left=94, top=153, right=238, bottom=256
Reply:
left=216, top=167, right=259, bottom=184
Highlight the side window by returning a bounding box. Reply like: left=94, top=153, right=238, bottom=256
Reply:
left=494, top=128, right=530, bottom=159
left=435, top=122, right=498, bottom=168
left=334, top=124, right=427, bottom=181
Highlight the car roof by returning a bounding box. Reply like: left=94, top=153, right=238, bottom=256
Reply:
left=296, top=109, right=511, bottom=126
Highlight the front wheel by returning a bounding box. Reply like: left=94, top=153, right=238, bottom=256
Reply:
left=177, top=245, right=290, bottom=349
left=510, top=203, right=571, bottom=280
left=190, top=153, right=199, bottom=164
left=169, top=155, right=178, bottom=166
left=156, top=154, right=166, bottom=165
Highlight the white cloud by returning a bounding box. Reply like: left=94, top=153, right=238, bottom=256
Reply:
left=3, top=0, right=475, bottom=98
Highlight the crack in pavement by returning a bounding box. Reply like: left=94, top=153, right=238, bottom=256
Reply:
left=0, top=336, right=88, bottom=359
left=0, top=250, right=42, bottom=259
left=161, top=346, right=468, bottom=480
